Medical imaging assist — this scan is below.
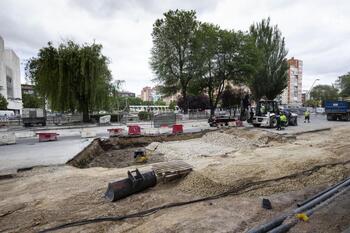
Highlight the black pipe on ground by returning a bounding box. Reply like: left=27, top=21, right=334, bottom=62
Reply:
left=297, top=177, right=350, bottom=207
left=247, top=177, right=350, bottom=233
left=268, top=186, right=350, bottom=233
left=105, top=169, right=157, bottom=202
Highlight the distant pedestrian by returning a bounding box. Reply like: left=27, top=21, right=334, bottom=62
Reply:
left=304, top=110, right=310, bottom=123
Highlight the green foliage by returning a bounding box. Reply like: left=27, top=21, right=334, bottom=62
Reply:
left=127, top=97, right=144, bottom=106
left=177, top=95, right=209, bottom=110
left=338, top=72, right=350, bottom=97
left=310, top=85, right=339, bottom=106
left=221, top=86, right=244, bottom=109
left=248, top=18, right=288, bottom=100
left=192, top=23, right=256, bottom=115
left=151, top=9, right=199, bottom=113
left=304, top=99, right=319, bottom=108
left=154, top=99, right=166, bottom=106
left=22, top=93, right=43, bottom=108
left=169, top=100, right=176, bottom=110
left=0, top=93, right=8, bottom=109
left=138, top=111, right=153, bottom=121
left=25, top=41, right=112, bottom=122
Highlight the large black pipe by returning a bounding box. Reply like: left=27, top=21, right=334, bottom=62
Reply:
left=297, top=177, right=350, bottom=207
left=247, top=177, right=350, bottom=233
left=105, top=169, right=157, bottom=202
left=268, top=185, right=350, bottom=233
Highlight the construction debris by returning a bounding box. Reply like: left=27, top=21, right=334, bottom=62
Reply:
left=152, top=160, right=193, bottom=183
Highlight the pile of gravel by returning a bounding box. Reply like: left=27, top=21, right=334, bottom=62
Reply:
left=176, top=171, right=231, bottom=196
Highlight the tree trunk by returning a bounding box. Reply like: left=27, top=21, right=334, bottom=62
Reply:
left=182, top=90, right=188, bottom=114
left=82, top=104, right=90, bottom=122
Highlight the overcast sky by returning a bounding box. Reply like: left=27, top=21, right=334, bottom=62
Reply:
left=1, top=0, right=349, bottom=95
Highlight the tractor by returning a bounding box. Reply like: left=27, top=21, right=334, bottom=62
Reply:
left=251, top=100, right=298, bottom=128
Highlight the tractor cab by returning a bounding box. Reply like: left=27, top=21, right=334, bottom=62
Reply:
left=256, top=100, right=279, bottom=116
left=252, top=100, right=279, bottom=128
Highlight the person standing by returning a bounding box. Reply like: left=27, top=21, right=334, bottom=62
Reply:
left=276, top=112, right=281, bottom=130
left=304, top=110, right=310, bottom=123
left=280, top=112, right=287, bottom=129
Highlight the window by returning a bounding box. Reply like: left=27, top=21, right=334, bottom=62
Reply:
left=6, top=67, right=13, bottom=98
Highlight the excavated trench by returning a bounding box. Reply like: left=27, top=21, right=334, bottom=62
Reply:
left=67, top=131, right=209, bottom=168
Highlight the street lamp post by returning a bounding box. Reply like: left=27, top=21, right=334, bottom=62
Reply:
left=307, top=78, right=320, bottom=100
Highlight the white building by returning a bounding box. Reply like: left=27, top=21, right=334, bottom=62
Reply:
left=281, top=57, right=303, bottom=106
left=0, top=36, right=22, bottom=114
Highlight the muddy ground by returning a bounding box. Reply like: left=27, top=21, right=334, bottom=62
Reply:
left=0, top=126, right=350, bottom=233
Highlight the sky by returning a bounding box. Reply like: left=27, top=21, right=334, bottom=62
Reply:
left=1, top=0, right=350, bottom=95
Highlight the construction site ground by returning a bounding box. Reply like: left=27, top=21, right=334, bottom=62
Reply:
left=1, top=125, right=350, bottom=233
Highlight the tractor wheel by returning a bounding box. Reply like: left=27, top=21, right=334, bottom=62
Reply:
left=269, top=117, right=277, bottom=128
left=294, top=118, right=298, bottom=126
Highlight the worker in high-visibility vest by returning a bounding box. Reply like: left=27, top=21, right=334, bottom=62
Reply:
left=275, top=112, right=281, bottom=130
left=280, top=113, right=288, bottom=129
left=304, top=110, right=310, bottom=123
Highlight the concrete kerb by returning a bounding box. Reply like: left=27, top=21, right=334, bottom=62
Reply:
left=292, top=127, right=331, bottom=136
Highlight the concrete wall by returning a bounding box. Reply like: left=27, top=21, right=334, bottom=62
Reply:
left=0, top=36, right=22, bottom=114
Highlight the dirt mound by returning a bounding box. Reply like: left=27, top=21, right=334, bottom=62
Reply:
left=176, top=171, right=231, bottom=196
left=151, top=129, right=294, bottom=161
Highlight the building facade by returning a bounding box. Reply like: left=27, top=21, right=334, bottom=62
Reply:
left=140, top=86, right=154, bottom=102
left=119, top=91, right=135, bottom=98
left=21, top=84, right=35, bottom=95
left=281, top=57, right=303, bottom=106
left=0, top=36, right=22, bottom=114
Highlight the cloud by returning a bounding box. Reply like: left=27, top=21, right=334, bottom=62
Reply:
left=0, top=0, right=349, bottom=94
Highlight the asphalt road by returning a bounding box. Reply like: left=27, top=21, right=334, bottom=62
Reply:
left=260, top=114, right=350, bottom=134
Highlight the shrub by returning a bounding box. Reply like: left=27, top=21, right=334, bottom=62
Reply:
left=138, top=111, right=153, bottom=121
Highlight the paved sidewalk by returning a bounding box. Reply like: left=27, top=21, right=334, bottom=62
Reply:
left=0, top=138, right=93, bottom=173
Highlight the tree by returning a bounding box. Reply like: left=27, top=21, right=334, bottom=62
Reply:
left=151, top=10, right=200, bottom=114
left=154, top=99, right=166, bottom=106
left=310, top=84, right=339, bottom=107
left=169, top=100, right=176, bottom=110
left=0, top=93, right=8, bottom=110
left=193, top=23, right=256, bottom=116
left=338, top=72, right=350, bottom=97
left=26, top=41, right=112, bottom=122
left=22, top=93, right=43, bottom=108
left=221, top=85, right=244, bottom=116
left=177, top=94, right=209, bottom=111
left=248, top=18, right=288, bottom=100
left=304, top=99, right=319, bottom=108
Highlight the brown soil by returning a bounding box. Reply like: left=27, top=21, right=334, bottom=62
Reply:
left=87, top=147, right=164, bottom=168
left=67, top=131, right=209, bottom=168
left=0, top=126, right=350, bottom=233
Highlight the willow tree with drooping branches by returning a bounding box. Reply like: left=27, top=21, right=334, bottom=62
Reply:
left=25, top=41, right=112, bottom=122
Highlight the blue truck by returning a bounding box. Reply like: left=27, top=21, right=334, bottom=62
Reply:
left=325, top=100, right=350, bottom=121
